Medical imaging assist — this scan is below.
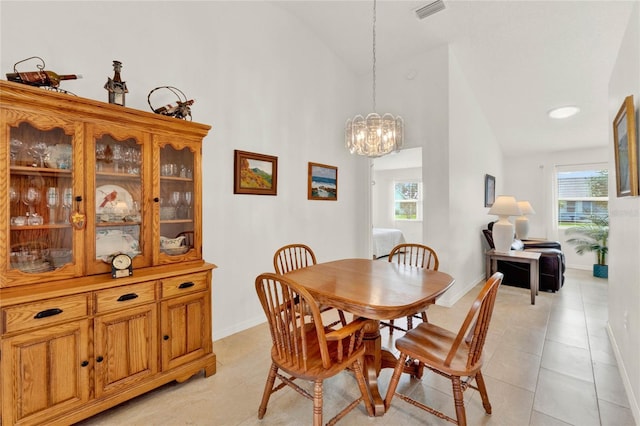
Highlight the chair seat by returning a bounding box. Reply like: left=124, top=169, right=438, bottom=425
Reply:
left=272, top=329, right=366, bottom=380
left=395, top=322, right=483, bottom=377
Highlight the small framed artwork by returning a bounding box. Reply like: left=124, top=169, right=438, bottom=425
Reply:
left=233, top=150, right=278, bottom=195
left=484, top=174, right=496, bottom=207
left=613, top=95, right=638, bottom=197
left=308, top=162, right=337, bottom=201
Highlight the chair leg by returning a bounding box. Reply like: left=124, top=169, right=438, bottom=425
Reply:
left=389, top=319, right=395, bottom=335
left=313, top=379, right=323, bottom=426
left=451, top=376, right=467, bottom=426
left=384, top=353, right=408, bottom=411
left=474, top=371, right=492, bottom=414
left=407, top=315, right=413, bottom=330
left=258, top=363, right=278, bottom=419
left=420, top=310, right=428, bottom=323
left=352, top=358, right=375, bottom=417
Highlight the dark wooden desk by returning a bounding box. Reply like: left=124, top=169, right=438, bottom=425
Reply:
left=285, top=258, right=455, bottom=416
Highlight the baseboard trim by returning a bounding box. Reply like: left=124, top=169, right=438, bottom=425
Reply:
left=435, top=273, right=486, bottom=308
left=606, top=323, right=640, bottom=424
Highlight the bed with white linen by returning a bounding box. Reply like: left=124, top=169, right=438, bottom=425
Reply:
left=372, top=228, right=406, bottom=259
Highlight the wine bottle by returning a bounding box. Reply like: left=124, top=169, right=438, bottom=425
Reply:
left=6, top=70, right=82, bottom=88
left=154, top=99, right=195, bottom=115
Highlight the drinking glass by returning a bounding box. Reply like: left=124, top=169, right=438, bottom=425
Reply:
left=28, top=141, right=48, bottom=168
left=46, top=187, right=59, bottom=224
left=95, top=143, right=106, bottom=171
left=10, top=138, right=23, bottom=165
left=183, top=191, right=193, bottom=219
left=112, top=144, right=122, bottom=173
left=62, top=188, right=73, bottom=224
left=22, top=187, right=41, bottom=224
left=9, top=186, right=19, bottom=204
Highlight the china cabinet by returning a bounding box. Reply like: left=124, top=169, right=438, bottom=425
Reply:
left=0, top=80, right=216, bottom=425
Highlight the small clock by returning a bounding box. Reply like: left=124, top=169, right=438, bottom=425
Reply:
left=111, top=253, right=133, bottom=278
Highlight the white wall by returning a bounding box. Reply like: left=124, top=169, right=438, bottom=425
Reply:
left=0, top=1, right=370, bottom=339
left=607, top=2, right=640, bottom=421
left=369, top=45, right=505, bottom=306
left=443, top=48, right=505, bottom=304
left=504, top=147, right=608, bottom=270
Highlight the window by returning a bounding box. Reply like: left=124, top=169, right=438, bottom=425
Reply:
left=557, top=166, right=608, bottom=226
left=394, top=181, right=422, bottom=220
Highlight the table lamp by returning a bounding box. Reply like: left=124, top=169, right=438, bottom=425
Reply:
left=488, top=195, right=521, bottom=253
left=515, top=201, right=535, bottom=239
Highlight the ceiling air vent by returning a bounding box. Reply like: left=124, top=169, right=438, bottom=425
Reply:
left=415, top=0, right=445, bottom=20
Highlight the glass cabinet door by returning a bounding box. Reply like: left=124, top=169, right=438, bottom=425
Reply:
left=86, top=124, right=151, bottom=275
left=4, top=113, right=82, bottom=286
left=157, top=140, right=201, bottom=262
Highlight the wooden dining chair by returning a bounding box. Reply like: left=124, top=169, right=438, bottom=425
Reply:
left=255, top=273, right=375, bottom=426
left=274, top=244, right=346, bottom=327
left=384, top=272, right=504, bottom=426
left=384, top=243, right=439, bottom=335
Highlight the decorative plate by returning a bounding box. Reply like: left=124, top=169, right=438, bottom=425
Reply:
left=96, top=185, right=134, bottom=220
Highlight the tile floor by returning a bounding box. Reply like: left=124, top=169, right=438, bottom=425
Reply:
left=78, top=268, right=636, bottom=425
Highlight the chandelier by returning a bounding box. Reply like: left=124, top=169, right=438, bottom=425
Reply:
left=345, top=0, right=404, bottom=158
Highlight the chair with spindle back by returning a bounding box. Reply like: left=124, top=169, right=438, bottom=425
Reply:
left=384, top=272, right=504, bottom=425
left=273, top=244, right=346, bottom=327
left=255, top=273, right=375, bottom=426
left=383, top=243, right=439, bottom=335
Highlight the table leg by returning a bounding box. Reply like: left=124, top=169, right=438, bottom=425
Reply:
left=529, top=259, right=537, bottom=305
left=362, top=320, right=385, bottom=416
left=485, top=253, right=491, bottom=280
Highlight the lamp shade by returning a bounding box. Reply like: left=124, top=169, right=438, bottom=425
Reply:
left=488, top=196, right=521, bottom=252
left=488, top=196, right=521, bottom=217
left=515, top=200, right=535, bottom=239
left=517, top=201, right=535, bottom=215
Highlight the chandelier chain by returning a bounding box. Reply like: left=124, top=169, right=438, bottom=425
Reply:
left=344, top=0, right=403, bottom=158
left=372, top=0, right=377, bottom=112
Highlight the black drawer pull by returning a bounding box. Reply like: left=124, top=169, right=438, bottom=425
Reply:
left=178, top=282, right=195, bottom=289
left=117, top=293, right=139, bottom=302
left=96, top=356, right=104, bottom=363
left=163, top=335, right=170, bottom=340
left=34, top=308, right=63, bottom=319
left=81, top=360, right=89, bottom=367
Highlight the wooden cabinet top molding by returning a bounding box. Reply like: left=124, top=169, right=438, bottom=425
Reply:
left=0, top=80, right=211, bottom=138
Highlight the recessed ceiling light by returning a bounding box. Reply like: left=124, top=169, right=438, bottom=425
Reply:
left=548, top=106, right=580, bottom=119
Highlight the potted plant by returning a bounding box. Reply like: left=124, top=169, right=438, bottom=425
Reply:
left=566, top=215, right=609, bottom=278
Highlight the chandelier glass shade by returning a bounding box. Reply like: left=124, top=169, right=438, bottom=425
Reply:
left=345, top=113, right=404, bottom=157
left=345, top=0, right=404, bottom=158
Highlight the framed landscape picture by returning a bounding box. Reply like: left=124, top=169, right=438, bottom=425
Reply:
left=613, top=95, right=638, bottom=197
left=484, top=174, right=495, bottom=207
left=234, top=150, right=278, bottom=195
left=308, top=162, right=337, bottom=201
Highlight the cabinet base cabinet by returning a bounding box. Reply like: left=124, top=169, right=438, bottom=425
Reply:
left=161, top=291, right=212, bottom=371
left=1, top=320, right=91, bottom=426
left=0, top=264, right=216, bottom=426
left=94, top=303, right=159, bottom=399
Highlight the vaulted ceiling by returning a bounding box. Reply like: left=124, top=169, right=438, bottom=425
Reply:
left=273, top=0, right=636, bottom=156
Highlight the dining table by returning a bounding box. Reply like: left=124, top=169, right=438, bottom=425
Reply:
left=284, top=258, right=455, bottom=416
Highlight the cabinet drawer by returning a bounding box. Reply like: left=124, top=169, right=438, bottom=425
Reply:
left=2, top=294, right=89, bottom=334
left=95, top=281, right=157, bottom=313
left=162, top=272, right=208, bottom=298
